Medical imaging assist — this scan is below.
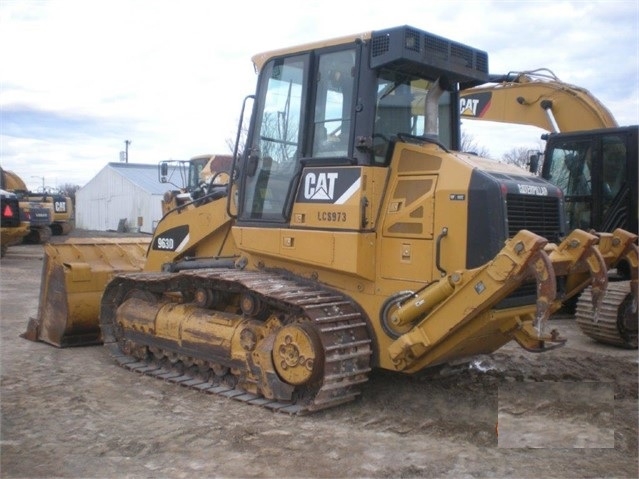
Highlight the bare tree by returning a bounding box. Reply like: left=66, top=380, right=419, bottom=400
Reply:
left=58, top=183, right=81, bottom=204
left=502, top=146, right=543, bottom=171
left=460, top=131, right=491, bottom=158
left=225, top=111, right=298, bottom=164
left=225, top=118, right=248, bottom=156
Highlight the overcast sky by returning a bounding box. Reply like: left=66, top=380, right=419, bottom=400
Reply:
left=1, top=0, right=637, bottom=191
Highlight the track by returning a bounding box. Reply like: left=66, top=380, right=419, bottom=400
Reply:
left=23, top=225, right=52, bottom=245
left=575, top=281, right=638, bottom=349
left=100, top=269, right=373, bottom=414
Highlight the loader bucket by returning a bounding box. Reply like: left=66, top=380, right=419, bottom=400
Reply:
left=22, top=237, right=150, bottom=347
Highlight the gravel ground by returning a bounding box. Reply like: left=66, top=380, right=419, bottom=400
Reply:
left=1, top=237, right=637, bottom=478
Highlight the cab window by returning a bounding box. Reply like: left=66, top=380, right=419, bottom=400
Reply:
left=241, top=55, right=307, bottom=221
left=373, top=71, right=452, bottom=164
left=311, top=49, right=356, bottom=158
left=547, top=140, right=592, bottom=230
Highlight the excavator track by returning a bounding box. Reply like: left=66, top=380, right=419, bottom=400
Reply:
left=24, top=225, right=52, bottom=245
left=100, top=269, right=373, bottom=414
left=575, top=281, right=638, bottom=349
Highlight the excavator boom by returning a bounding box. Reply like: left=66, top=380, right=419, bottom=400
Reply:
left=460, top=68, right=618, bottom=132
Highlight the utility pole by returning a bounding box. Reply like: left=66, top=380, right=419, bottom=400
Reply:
left=125, top=140, right=131, bottom=163
left=31, top=175, right=45, bottom=191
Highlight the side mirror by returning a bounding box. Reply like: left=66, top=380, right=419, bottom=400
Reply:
left=528, top=154, right=540, bottom=174
left=160, top=162, right=169, bottom=182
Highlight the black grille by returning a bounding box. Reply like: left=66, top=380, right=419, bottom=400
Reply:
left=371, top=35, right=390, bottom=58
left=405, top=28, right=421, bottom=53
left=506, top=194, right=561, bottom=243
left=499, top=194, right=563, bottom=311
left=424, top=34, right=448, bottom=59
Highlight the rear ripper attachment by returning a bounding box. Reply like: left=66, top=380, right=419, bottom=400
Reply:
left=99, top=269, right=372, bottom=414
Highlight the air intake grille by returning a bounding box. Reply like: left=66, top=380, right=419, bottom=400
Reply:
left=506, top=194, right=562, bottom=243
left=371, top=35, right=390, bottom=58
left=370, top=26, right=489, bottom=83
left=499, top=194, right=562, bottom=311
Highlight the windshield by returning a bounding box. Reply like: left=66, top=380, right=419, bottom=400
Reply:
left=547, top=141, right=592, bottom=196
left=546, top=139, right=592, bottom=229
left=188, top=158, right=209, bottom=189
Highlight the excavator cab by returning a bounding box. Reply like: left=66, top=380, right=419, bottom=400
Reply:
left=542, top=126, right=638, bottom=234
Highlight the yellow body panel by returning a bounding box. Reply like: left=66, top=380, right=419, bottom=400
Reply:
left=235, top=227, right=377, bottom=282
left=144, top=195, right=237, bottom=271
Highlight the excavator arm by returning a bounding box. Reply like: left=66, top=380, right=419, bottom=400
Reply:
left=459, top=68, right=618, bottom=132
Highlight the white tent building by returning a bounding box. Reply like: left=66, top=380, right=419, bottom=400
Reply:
left=75, top=163, right=174, bottom=234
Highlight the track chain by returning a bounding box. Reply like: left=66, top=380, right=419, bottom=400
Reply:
left=101, top=269, right=373, bottom=414
left=575, top=281, right=638, bottom=349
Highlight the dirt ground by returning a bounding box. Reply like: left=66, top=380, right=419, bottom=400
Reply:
left=1, top=236, right=637, bottom=478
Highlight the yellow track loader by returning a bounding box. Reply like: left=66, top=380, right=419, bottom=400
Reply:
left=24, top=26, right=637, bottom=413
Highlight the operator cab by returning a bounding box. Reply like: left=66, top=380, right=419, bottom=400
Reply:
left=236, top=26, right=489, bottom=224
left=542, top=126, right=638, bottom=234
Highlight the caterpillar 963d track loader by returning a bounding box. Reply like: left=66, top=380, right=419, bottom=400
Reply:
left=460, top=69, right=638, bottom=348
left=24, top=26, right=637, bottom=413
